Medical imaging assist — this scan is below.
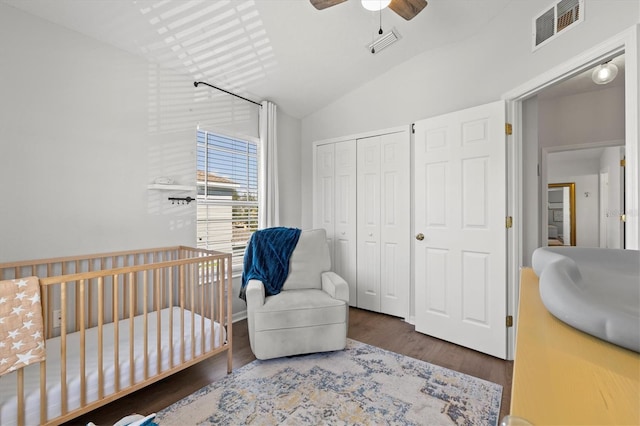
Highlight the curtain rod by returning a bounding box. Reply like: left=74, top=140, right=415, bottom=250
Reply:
left=193, top=81, right=262, bottom=107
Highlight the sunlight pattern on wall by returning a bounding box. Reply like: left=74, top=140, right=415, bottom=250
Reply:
left=137, top=0, right=276, bottom=100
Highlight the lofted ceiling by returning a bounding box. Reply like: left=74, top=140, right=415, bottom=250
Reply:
left=2, top=0, right=515, bottom=118
left=2, top=0, right=625, bottom=118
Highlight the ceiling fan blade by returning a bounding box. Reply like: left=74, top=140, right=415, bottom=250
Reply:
left=389, top=0, right=428, bottom=20
left=310, top=0, right=348, bottom=10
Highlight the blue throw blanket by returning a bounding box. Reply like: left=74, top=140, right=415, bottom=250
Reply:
left=239, top=227, right=302, bottom=302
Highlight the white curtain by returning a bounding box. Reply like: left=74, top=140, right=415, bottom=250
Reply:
left=258, top=100, right=279, bottom=229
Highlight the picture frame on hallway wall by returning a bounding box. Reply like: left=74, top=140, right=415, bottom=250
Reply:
left=553, top=210, right=563, bottom=222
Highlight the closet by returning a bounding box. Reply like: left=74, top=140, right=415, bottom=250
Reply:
left=313, top=128, right=410, bottom=318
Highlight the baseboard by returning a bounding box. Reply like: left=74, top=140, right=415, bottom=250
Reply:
left=233, top=310, right=247, bottom=323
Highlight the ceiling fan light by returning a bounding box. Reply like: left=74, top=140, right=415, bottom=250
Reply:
left=361, top=0, right=391, bottom=11
left=592, top=62, right=618, bottom=85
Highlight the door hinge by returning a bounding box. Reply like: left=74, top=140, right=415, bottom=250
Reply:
left=412, top=123, right=415, bottom=134
left=506, top=216, right=513, bottom=229
left=505, top=123, right=513, bottom=135
left=621, top=214, right=627, bottom=222
left=506, top=315, right=513, bottom=327
left=620, top=158, right=626, bottom=167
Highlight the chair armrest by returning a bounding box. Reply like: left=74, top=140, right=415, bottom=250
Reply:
left=321, top=271, right=349, bottom=303
left=245, top=279, right=265, bottom=355
left=246, top=279, right=266, bottom=310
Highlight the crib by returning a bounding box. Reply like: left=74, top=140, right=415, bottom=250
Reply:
left=0, top=246, right=232, bottom=426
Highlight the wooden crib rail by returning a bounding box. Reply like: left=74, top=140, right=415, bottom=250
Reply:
left=0, top=246, right=223, bottom=335
left=1, top=246, right=233, bottom=426
left=0, top=245, right=206, bottom=279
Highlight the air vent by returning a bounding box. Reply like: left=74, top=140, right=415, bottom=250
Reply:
left=535, top=7, right=555, bottom=46
left=533, top=0, right=583, bottom=50
left=367, top=28, right=401, bottom=54
left=557, top=0, right=581, bottom=31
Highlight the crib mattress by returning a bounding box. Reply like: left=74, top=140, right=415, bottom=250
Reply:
left=0, top=307, right=225, bottom=426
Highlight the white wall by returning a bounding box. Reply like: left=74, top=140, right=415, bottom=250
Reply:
left=538, top=85, right=625, bottom=149
left=0, top=4, right=302, bottom=267
left=300, top=0, right=639, bottom=228
left=0, top=5, right=180, bottom=262
left=522, top=97, right=540, bottom=266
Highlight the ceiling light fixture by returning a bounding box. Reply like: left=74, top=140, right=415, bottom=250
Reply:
left=591, top=62, right=619, bottom=85
left=361, top=0, right=391, bottom=11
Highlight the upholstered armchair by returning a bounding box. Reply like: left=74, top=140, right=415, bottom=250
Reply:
left=245, top=228, right=349, bottom=360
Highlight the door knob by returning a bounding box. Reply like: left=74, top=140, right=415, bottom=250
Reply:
left=416, top=233, right=425, bottom=241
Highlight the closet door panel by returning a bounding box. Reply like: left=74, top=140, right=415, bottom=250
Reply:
left=334, top=140, right=357, bottom=306
left=357, top=137, right=381, bottom=312
left=379, top=132, right=410, bottom=317
left=359, top=239, right=380, bottom=310
left=313, top=143, right=335, bottom=255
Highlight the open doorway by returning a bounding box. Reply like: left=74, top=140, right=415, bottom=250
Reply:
left=544, top=144, right=625, bottom=248
left=519, top=51, right=628, bottom=265
left=503, top=26, right=638, bottom=360
left=536, top=53, right=626, bottom=251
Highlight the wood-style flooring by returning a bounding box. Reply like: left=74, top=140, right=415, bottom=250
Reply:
left=67, top=308, right=513, bottom=425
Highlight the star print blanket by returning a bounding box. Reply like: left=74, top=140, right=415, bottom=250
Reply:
left=0, top=276, right=46, bottom=376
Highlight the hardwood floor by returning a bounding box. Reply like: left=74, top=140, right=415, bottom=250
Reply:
left=67, top=308, right=513, bottom=425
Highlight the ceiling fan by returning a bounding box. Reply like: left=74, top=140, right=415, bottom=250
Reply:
left=310, top=0, right=428, bottom=21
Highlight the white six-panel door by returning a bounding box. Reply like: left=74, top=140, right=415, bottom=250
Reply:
left=313, top=140, right=357, bottom=306
left=357, top=131, right=410, bottom=317
left=414, top=101, right=507, bottom=359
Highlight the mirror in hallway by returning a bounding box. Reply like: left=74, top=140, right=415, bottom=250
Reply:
left=547, top=182, right=576, bottom=246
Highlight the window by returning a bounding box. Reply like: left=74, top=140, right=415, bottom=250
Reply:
left=196, top=129, right=258, bottom=270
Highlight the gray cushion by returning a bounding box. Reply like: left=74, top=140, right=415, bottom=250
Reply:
left=282, top=228, right=331, bottom=290
left=251, top=323, right=347, bottom=360
left=254, top=289, right=347, bottom=332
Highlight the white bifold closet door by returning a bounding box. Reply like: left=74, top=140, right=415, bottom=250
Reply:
left=356, top=130, right=410, bottom=317
left=314, top=143, right=335, bottom=248
left=313, top=140, right=357, bottom=306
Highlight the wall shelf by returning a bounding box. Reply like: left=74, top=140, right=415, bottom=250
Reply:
left=147, top=184, right=195, bottom=191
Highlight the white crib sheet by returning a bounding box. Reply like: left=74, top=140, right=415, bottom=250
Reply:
left=0, top=307, right=225, bottom=426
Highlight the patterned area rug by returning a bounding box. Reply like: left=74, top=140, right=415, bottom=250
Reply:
left=156, top=339, right=502, bottom=425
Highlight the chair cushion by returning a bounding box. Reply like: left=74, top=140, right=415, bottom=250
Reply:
left=253, top=289, right=346, bottom=332
left=251, top=323, right=347, bottom=360
left=282, top=229, right=331, bottom=290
